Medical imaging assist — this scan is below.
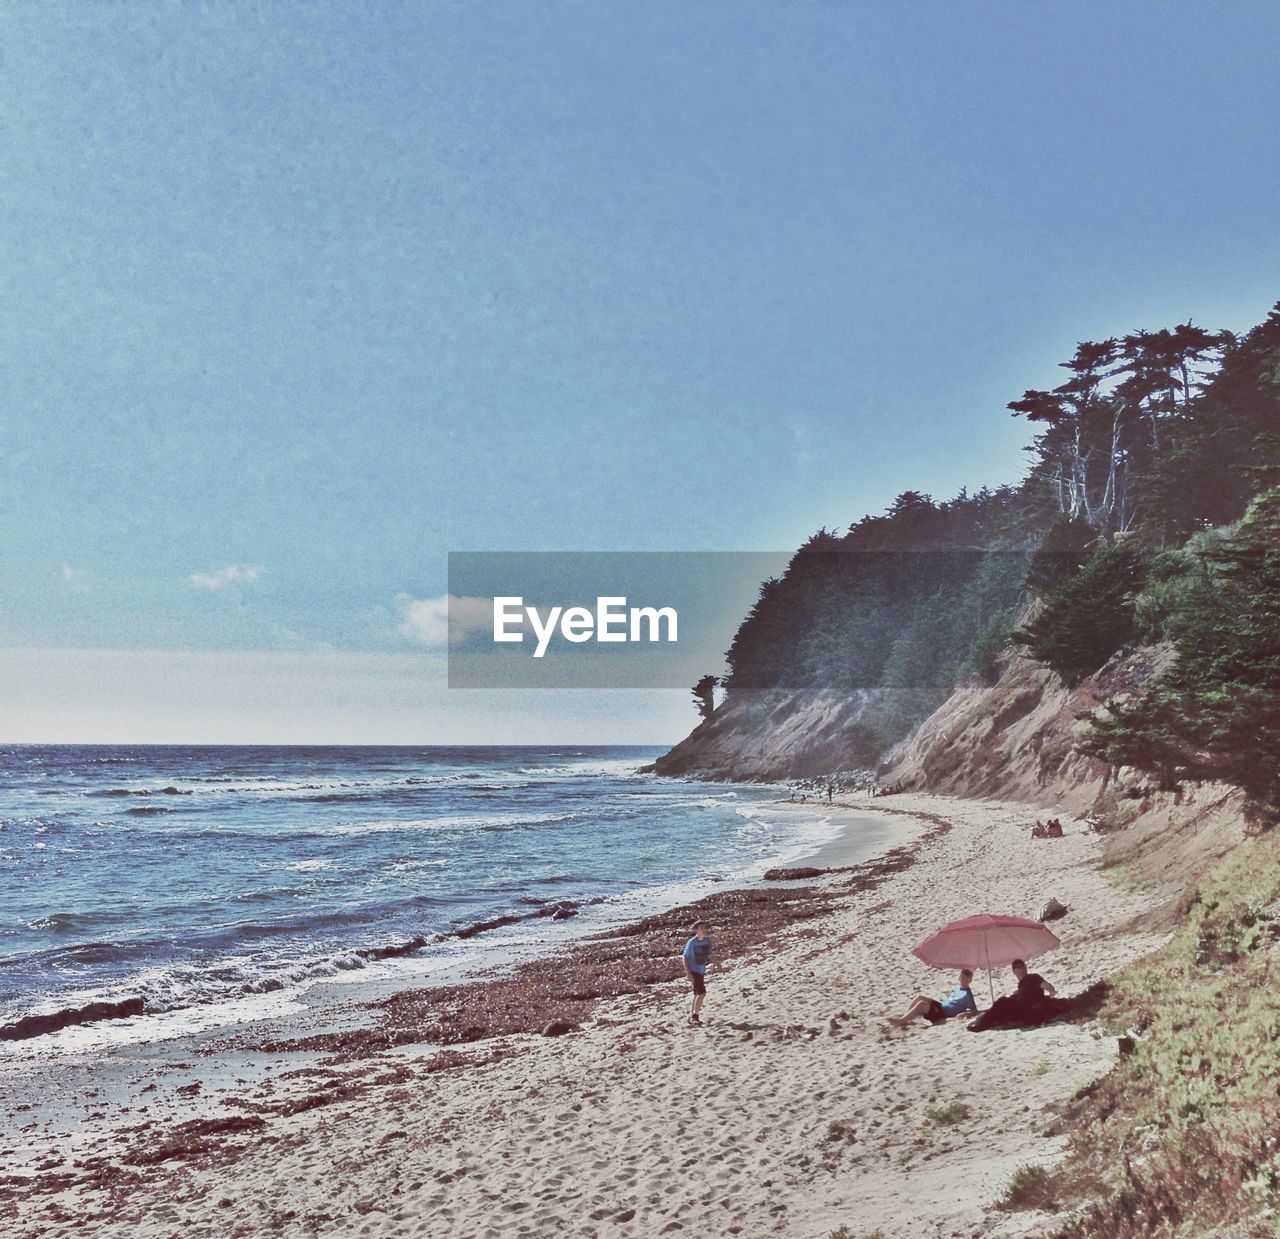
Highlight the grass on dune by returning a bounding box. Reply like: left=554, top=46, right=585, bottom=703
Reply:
left=1003, top=831, right=1280, bottom=1236
left=924, top=1100, right=972, bottom=1127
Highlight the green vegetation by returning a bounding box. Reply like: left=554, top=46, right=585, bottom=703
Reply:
left=1014, top=834, right=1280, bottom=1236
left=1011, top=541, right=1144, bottom=683
left=690, top=673, right=719, bottom=720
left=824, top=1118, right=857, bottom=1144
left=923, top=1100, right=972, bottom=1127
left=1081, top=489, right=1280, bottom=825
left=713, top=302, right=1280, bottom=790
left=999, top=1163, right=1059, bottom=1212
left=1103, top=864, right=1139, bottom=893
left=707, top=300, right=1280, bottom=1237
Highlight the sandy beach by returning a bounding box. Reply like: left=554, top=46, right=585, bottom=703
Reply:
left=1, top=793, right=1165, bottom=1238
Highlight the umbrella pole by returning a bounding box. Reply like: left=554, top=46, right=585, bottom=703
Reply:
left=984, top=935, right=994, bottom=1004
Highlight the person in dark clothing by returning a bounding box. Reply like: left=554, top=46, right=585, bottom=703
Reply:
left=967, top=958, right=1062, bottom=1032
left=1013, top=957, right=1056, bottom=1012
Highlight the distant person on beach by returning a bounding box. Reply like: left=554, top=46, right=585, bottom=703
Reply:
left=682, top=921, right=713, bottom=1025
left=888, top=968, right=978, bottom=1027
left=1031, top=818, right=1065, bottom=839
left=826, top=782, right=834, bottom=803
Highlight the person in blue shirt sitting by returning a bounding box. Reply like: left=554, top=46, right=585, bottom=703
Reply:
left=888, top=968, right=979, bottom=1028
left=682, top=921, right=713, bottom=1025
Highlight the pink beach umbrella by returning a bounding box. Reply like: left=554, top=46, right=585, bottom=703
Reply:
left=912, top=914, right=1060, bottom=1001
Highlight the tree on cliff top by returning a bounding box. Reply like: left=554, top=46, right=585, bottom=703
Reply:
left=1012, top=541, right=1145, bottom=685
left=1082, top=488, right=1280, bottom=826
left=691, top=675, right=719, bottom=721
left=712, top=302, right=1278, bottom=776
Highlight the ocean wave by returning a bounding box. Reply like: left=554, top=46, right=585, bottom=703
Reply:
left=0, top=815, right=63, bottom=832
left=0, top=940, right=127, bottom=967
left=231, top=887, right=310, bottom=903
left=88, top=786, right=193, bottom=798
left=327, top=811, right=576, bottom=836
left=0, top=892, right=611, bottom=1041
left=24, top=912, right=108, bottom=934
left=734, top=804, right=784, bottom=820
left=71, top=768, right=644, bottom=808
left=82, top=774, right=467, bottom=801
left=0, top=750, right=814, bottom=1051
left=515, top=760, right=651, bottom=780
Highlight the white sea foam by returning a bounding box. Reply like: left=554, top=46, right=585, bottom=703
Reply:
left=3, top=748, right=883, bottom=1060
left=328, top=811, right=572, bottom=836
left=515, top=759, right=650, bottom=780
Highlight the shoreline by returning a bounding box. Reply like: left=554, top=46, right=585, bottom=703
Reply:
left=0, top=800, right=905, bottom=1101
left=0, top=781, right=864, bottom=1056
left=0, top=803, right=916, bottom=1209
left=237, top=801, right=934, bottom=1061
left=1, top=794, right=1165, bottom=1237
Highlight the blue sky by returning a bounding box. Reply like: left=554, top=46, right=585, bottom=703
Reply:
left=3, top=1, right=1278, bottom=742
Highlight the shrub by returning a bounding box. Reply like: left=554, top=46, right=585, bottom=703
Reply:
left=999, top=1163, right=1059, bottom=1211
left=1044, top=832, right=1280, bottom=1234
left=924, top=1101, right=972, bottom=1126
left=825, top=1119, right=856, bottom=1144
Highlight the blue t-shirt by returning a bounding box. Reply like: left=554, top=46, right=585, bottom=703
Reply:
left=682, top=936, right=713, bottom=974
left=940, top=985, right=977, bottom=1017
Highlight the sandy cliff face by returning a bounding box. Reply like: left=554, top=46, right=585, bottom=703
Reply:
left=653, top=648, right=1161, bottom=792
left=654, top=644, right=1247, bottom=909
left=648, top=688, right=896, bottom=781
left=881, top=644, right=1247, bottom=909
left=881, top=645, right=1170, bottom=809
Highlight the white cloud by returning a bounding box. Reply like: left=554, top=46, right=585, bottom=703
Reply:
left=58, top=563, right=93, bottom=590
left=397, top=593, right=493, bottom=647
left=187, top=564, right=265, bottom=592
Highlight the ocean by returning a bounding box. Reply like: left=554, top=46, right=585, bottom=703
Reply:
left=0, top=745, right=847, bottom=1053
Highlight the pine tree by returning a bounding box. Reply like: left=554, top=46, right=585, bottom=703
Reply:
left=1082, top=490, right=1280, bottom=825
left=1012, top=542, right=1145, bottom=684
left=690, top=675, right=719, bottom=720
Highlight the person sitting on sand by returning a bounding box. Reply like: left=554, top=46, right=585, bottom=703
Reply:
left=888, top=968, right=978, bottom=1027
left=967, top=958, right=1060, bottom=1032
left=682, top=921, right=713, bottom=1025
left=1012, top=957, right=1056, bottom=1012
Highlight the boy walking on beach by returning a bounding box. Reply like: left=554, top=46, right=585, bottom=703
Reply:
left=682, top=921, right=713, bottom=1025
